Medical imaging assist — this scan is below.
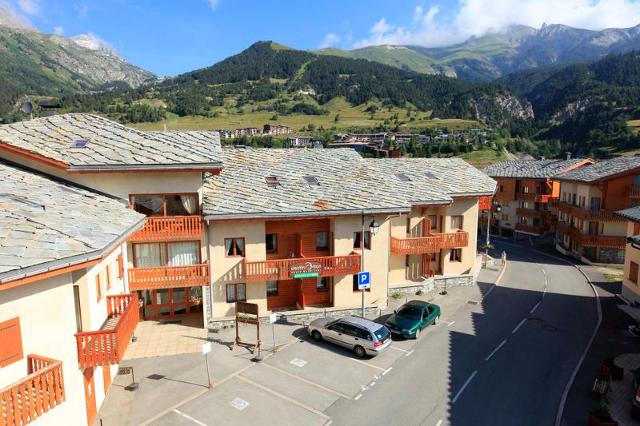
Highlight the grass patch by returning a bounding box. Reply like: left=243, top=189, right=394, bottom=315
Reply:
left=459, top=148, right=506, bottom=167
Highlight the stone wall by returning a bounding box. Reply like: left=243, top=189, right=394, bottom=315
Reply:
left=598, top=248, right=625, bottom=264
left=387, top=273, right=475, bottom=297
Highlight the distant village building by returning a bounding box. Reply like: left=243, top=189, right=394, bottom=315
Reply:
left=287, top=136, right=323, bottom=148
left=263, top=124, right=292, bottom=135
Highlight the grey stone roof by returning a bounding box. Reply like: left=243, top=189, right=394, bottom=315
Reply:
left=368, top=157, right=496, bottom=197
left=555, top=156, right=640, bottom=183
left=0, top=161, right=145, bottom=284
left=616, top=206, right=640, bottom=224
left=484, top=159, right=590, bottom=179
left=0, top=114, right=222, bottom=171
left=203, top=148, right=456, bottom=219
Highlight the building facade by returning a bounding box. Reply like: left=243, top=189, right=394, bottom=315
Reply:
left=555, top=157, right=640, bottom=263
left=616, top=206, right=640, bottom=303
left=484, top=159, right=593, bottom=237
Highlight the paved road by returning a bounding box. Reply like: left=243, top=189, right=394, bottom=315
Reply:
left=326, top=242, right=599, bottom=426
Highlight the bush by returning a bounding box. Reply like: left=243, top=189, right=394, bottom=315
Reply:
left=391, top=292, right=402, bottom=300
left=416, top=289, right=424, bottom=296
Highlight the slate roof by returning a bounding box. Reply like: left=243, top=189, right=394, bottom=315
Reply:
left=0, top=161, right=146, bottom=284
left=0, top=114, right=223, bottom=172
left=203, top=149, right=491, bottom=219
left=555, top=156, right=640, bottom=183
left=368, top=157, right=496, bottom=197
left=484, top=159, right=590, bottom=179
left=616, top=206, right=640, bottom=224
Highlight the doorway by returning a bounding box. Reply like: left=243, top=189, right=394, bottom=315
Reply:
left=138, top=287, right=203, bottom=320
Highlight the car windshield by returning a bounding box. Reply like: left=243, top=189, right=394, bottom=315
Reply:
left=397, top=306, right=422, bottom=318
left=374, top=326, right=390, bottom=341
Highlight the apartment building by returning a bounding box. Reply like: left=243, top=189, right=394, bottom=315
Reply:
left=484, top=159, right=593, bottom=236
left=0, top=161, right=145, bottom=426
left=263, top=124, right=292, bottom=135
left=615, top=206, right=640, bottom=303
left=555, top=157, right=640, bottom=263
left=202, top=150, right=495, bottom=322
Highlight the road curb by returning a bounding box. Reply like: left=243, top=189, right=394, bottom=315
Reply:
left=528, top=249, right=602, bottom=426
left=495, top=260, right=507, bottom=286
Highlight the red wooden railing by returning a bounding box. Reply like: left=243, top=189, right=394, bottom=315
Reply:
left=128, top=216, right=203, bottom=242
left=0, top=355, right=65, bottom=426
left=515, top=223, right=545, bottom=234
left=128, top=263, right=209, bottom=291
left=390, top=231, right=469, bottom=255
left=557, top=202, right=624, bottom=222
left=75, top=294, right=139, bottom=369
left=577, top=234, right=627, bottom=249
left=516, top=208, right=549, bottom=219
left=631, top=186, right=640, bottom=198
left=244, top=255, right=361, bottom=282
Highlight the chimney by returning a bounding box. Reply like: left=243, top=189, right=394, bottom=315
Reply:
left=565, top=152, right=572, bottom=160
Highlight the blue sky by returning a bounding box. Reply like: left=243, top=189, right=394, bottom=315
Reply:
left=5, top=0, right=640, bottom=77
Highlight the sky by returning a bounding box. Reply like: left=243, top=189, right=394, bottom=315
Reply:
left=4, top=0, right=640, bottom=77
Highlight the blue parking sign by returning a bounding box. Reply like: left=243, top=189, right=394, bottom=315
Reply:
left=357, top=272, right=371, bottom=290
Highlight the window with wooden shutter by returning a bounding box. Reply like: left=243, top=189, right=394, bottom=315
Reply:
left=0, top=317, right=23, bottom=367
left=117, top=254, right=124, bottom=279
left=630, top=262, right=639, bottom=285
left=96, top=274, right=102, bottom=301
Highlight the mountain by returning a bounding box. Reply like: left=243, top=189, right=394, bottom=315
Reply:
left=0, top=17, right=154, bottom=118
left=500, top=51, right=640, bottom=155
left=317, top=24, right=640, bottom=82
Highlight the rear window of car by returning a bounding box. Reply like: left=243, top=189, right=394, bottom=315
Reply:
left=374, top=326, right=390, bottom=341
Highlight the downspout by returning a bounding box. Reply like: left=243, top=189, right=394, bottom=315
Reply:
left=205, top=218, right=213, bottom=327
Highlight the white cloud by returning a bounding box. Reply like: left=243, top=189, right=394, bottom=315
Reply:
left=72, top=33, right=116, bottom=54
left=18, top=0, right=39, bottom=15
left=319, top=32, right=341, bottom=48
left=53, top=26, right=64, bottom=35
left=355, top=0, right=640, bottom=48
left=207, top=0, right=220, bottom=9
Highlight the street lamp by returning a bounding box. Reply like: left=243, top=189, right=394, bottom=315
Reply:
left=360, top=213, right=380, bottom=318
left=484, top=202, right=501, bottom=265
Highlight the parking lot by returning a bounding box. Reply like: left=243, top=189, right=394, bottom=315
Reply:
left=147, top=317, right=427, bottom=426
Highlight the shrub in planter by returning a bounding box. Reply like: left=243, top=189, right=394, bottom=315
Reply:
left=589, top=403, right=617, bottom=426
left=602, top=357, right=624, bottom=380
left=391, top=292, right=402, bottom=300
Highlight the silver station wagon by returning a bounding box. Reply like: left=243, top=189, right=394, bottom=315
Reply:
left=307, top=316, right=392, bottom=358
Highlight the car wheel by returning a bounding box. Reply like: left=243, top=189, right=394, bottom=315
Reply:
left=311, top=330, right=322, bottom=341
left=414, top=328, right=421, bottom=339
left=354, top=345, right=366, bottom=358
left=434, top=315, right=439, bottom=325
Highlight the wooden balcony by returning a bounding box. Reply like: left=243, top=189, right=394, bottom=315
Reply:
left=128, top=216, right=203, bottom=242
left=517, top=192, right=553, bottom=203
left=557, top=202, right=625, bottom=222
left=0, top=355, right=65, bottom=426
left=631, top=186, right=640, bottom=198
left=578, top=234, right=627, bottom=249
left=244, top=255, right=361, bottom=282
left=75, top=294, right=139, bottom=369
left=515, top=223, right=545, bottom=235
left=516, top=208, right=550, bottom=219
left=128, top=263, right=209, bottom=291
left=390, top=231, right=469, bottom=255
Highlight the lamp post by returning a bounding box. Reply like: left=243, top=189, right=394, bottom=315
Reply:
left=361, top=212, right=380, bottom=318
left=485, top=202, right=501, bottom=263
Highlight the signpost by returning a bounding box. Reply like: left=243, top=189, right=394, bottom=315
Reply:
left=269, top=312, right=277, bottom=352
left=202, top=342, right=212, bottom=388
left=118, top=366, right=138, bottom=391
left=235, top=302, right=261, bottom=360
left=357, top=271, right=371, bottom=290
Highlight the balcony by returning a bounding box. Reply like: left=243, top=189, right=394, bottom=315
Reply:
left=390, top=231, right=469, bottom=255
left=578, top=234, right=627, bottom=249
left=128, top=216, right=203, bottom=242
left=517, top=193, right=553, bottom=203
left=515, top=223, right=545, bottom=235
left=128, top=263, right=209, bottom=291
left=557, top=202, right=624, bottom=222
left=516, top=208, right=550, bottom=219
left=244, top=255, right=361, bottom=282
left=0, top=355, right=65, bottom=426
left=632, top=186, right=640, bottom=198
left=75, top=294, right=139, bottom=369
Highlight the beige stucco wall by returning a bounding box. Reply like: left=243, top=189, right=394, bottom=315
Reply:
left=441, top=198, right=478, bottom=275
left=0, top=273, right=87, bottom=426
left=623, top=222, right=640, bottom=302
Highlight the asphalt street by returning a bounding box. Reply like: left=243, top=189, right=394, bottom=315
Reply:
left=326, top=241, right=599, bottom=426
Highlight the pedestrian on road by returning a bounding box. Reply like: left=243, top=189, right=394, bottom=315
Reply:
left=501, top=250, right=507, bottom=266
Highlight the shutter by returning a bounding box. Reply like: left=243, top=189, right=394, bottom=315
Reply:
left=0, top=317, right=23, bottom=367
left=117, top=254, right=124, bottom=279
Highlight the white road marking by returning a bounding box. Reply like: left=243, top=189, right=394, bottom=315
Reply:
left=530, top=301, right=541, bottom=314
left=542, top=268, right=548, bottom=298
left=452, top=370, right=478, bottom=404
left=290, top=358, right=307, bottom=367
left=483, top=284, right=496, bottom=299
left=173, top=409, right=208, bottom=426
left=348, top=357, right=387, bottom=371
left=447, top=321, right=455, bottom=327
left=229, top=397, right=250, bottom=411
left=405, top=350, right=415, bottom=357
left=383, top=367, right=392, bottom=375
left=260, top=363, right=351, bottom=399
left=354, top=393, right=362, bottom=400
left=484, top=339, right=507, bottom=361
left=389, top=346, right=410, bottom=353
left=435, top=420, right=443, bottom=426
left=512, top=318, right=527, bottom=334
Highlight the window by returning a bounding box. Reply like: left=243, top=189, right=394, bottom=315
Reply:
left=317, top=277, right=330, bottom=292
left=353, top=231, right=371, bottom=250
left=130, top=193, right=198, bottom=216
left=428, top=215, right=438, bottom=231
left=225, top=238, right=245, bottom=257
left=0, top=318, right=23, bottom=367
left=450, top=249, right=462, bottom=262
left=572, top=193, right=577, bottom=206
left=500, top=185, right=504, bottom=193
left=265, top=176, right=280, bottom=188
left=265, top=234, right=277, bottom=253
left=106, top=265, right=112, bottom=290
left=226, top=283, right=247, bottom=303
left=590, top=197, right=601, bottom=211
left=134, top=242, right=200, bottom=267
left=266, top=281, right=278, bottom=296
left=630, top=262, right=639, bottom=285
left=523, top=186, right=529, bottom=194
left=316, top=231, right=329, bottom=250
left=395, top=173, right=411, bottom=182
left=634, top=223, right=640, bottom=235
left=450, top=215, right=463, bottom=230
left=588, top=222, right=599, bottom=236
left=303, top=175, right=319, bottom=186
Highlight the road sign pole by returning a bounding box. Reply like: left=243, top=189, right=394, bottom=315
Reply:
left=202, top=342, right=212, bottom=388
left=361, top=212, right=365, bottom=318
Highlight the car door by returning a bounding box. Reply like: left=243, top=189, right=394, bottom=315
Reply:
left=324, top=322, right=344, bottom=344
left=338, top=323, right=360, bottom=349
left=422, top=307, right=434, bottom=327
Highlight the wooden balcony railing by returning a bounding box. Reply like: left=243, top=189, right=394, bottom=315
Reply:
left=631, top=186, right=640, bottom=198
left=515, top=223, right=545, bottom=235
left=244, top=255, right=361, bottom=282
left=128, top=263, right=209, bottom=291
left=0, top=355, right=65, bottom=426
left=128, top=216, right=203, bottom=242
left=556, top=222, right=627, bottom=248
left=390, top=231, right=469, bottom=255
left=75, top=294, right=139, bottom=369
left=516, top=208, right=550, bottom=219
left=557, top=202, right=625, bottom=222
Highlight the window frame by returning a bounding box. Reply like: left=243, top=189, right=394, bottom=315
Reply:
left=132, top=241, right=202, bottom=267
left=315, top=231, right=330, bottom=250
left=226, top=283, right=247, bottom=303
left=265, top=234, right=278, bottom=254
left=129, top=192, right=200, bottom=216
left=450, top=215, right=464, bottom=230
left=316, top=276, right=330, bottom=292
left=449, top=248, right=462, bottom=262
left=353, top=231, right=372, bottom=250
left=224, top=237, right=246, bottom=257
left=266, top=280, right=278, bottom=296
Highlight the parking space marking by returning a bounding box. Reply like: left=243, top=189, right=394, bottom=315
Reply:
left=229, top=397, right=250, bottom=411
left=512, top=318, right=527, bottom=334
left=530, top=301, right=541, bottom=314
left=290, top=358, right=307, bottom=367
left=173, top=409, right=207, bottom=426
left=382, top=367, right=392, bottom=375
left=452, top=370, right=478, bottom=404
left=446, top=320, right=455, bottom=326
left=389, top=346, right=410, bottom=353
left=405, top=349, right=415, bottom=357
left=354, top=393, right=362, bottom=400
left=259, top=363, right=351, bottom=399
left=435, top=420, right=443, bottom=426
left=348, top=357, right=387, bottom=371
left=237, top=375, right=330, bottom=420
left=484, top=339, right=507, bottom=361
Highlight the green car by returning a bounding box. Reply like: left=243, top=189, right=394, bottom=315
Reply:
left=385, top=300, right=441, bottom=339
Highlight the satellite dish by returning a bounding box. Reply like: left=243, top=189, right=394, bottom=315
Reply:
left=21, top=101, right=33, bottom=115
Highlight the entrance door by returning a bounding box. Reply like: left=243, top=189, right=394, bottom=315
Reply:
left=138, top=287, right=203, bottom=320
left=83, top=368, right=96, bottom=426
